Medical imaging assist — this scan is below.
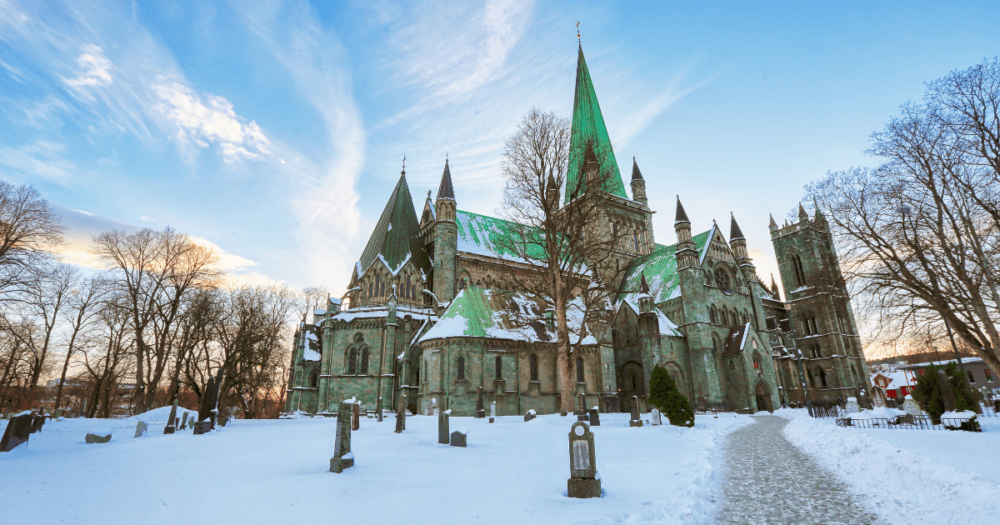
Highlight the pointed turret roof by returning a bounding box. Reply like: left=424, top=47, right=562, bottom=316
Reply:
left=437, top=159, right=455, bottom=200
left=358, top=173, right=431, bottom=276
left=565, top=44, right=627, bottom=204
left=631, top=156, right=644, bottom=182
left=769, top=214, right=778, bottom=231
left=770, top=273, right=781, bottom=299
left=813, top=198, right=826, bottom=221
left=675, top=196, right=690, bottom=223
left=640, top=273, right=650, bottom=294
left=730, top=213, right=745, bottom=241
left=798, top=202, right=809, bottom=222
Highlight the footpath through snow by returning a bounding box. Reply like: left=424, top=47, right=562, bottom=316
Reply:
left=0, top=411, right=750, bottom=525
left=775, top=408, right=1000, bottom=524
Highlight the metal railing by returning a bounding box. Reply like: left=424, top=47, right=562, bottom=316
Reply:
left=835, top=415, right=982, bottom=432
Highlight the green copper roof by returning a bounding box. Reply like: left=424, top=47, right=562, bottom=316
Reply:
left=616, top=230, right=712, bottom=305
left=565, top=45, right=628, bottom=204
left=358, top=173, right=431, bottom=276
left=455, top=210, right=547, bottom=261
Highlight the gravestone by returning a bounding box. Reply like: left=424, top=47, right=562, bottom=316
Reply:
left=426, top=398, right=437, bottom=416
left=85, top=432, right=111, bottom=443
left=31, top=413, right=45, bottom=433
left=475, top=387, right=485, bottom=419
left=650, top=408, right=662, bottom=426
left=938, top=370, right=957, bottom=412
left=0, top=412, right=33, bottom=452
left=438, top=409, right=451, bottom=444
left=577, top=394, right=589, bottom=422
left=164, top=397, right=179, bottom=434
left=489, top=401, right=496, bottom=424
left=902, top=395, right=922, bottom=416
left=394, top=393, right=407, bottom=433
left=524, top=409, right=536, bottom=422
left=218, top=414, right=229, bottom=427
left=134, top=420, right=148, bottom=437
left=629, top=395, right=643, bottom=427
left=351, top=402, right=360, bottom=431
left=604, top=395, right=619, bottom=414
left=197, top=369, right=223, bottom=432
left=845, top=397, right=861, bottom=414
left=588, top=407, right=600, bottom=426
left=567, top=421, right=601, bottom=498
left=329, top=399, right=355, bottom=473
left=179, top=412, right=188, bottom=430
left=450, top=428, right=467, bottom=448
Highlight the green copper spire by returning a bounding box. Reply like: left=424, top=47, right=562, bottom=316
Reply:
left=358, top=173, right=431, bottom=276
left=565, top=44, right=628, bottom=204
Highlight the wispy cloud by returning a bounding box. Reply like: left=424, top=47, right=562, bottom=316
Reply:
left=0, top=140, right=77, bottom=182
left=615, top=60, right=715, bottom=148
left=62, top=45, right=113, bottom=88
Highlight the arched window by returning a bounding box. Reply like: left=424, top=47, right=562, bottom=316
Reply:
left=405, top=275, right=411, bottom=299
left=348, top=348, right=358, bottom=374
left=816, top=366, right=828, bottom=387
left=367, top=282, right=372, bottom=299
left=375, top=274, right=381, bottom=297
left=310, top=371, right=318, bottom=388
left=632, top=231, right=639, bottom=251
left=495, top=356, right=503, bottom=379
left=791, top=254, right=806, bottom=287
left=576, top=357, right=585, bottom=383
left=712, top=334, right=721, bottom=354
left=715, top=266, right=732, bottom=294
left=529, top=354, right=539, bottom=381
left=729, top=361, right=735, bottom=370
left=360, top=347, right=370, bottom=374
left=752, top=352, right=762, bottom=375
left=710, top=307, right=717, bottom=324
left=457, top=356, right=466, bottom=380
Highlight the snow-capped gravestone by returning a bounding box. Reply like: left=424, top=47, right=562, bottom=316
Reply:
left=426, top=398, right=437, bottom=416
left=450, top=428, right=467, bottom=448
left=567, top=421, right=601, bottom=498
left=588, top=407, right=600, bottom=426
left=134, top=421, right=148, bottom=438
left=629, top=396, right=643, bottom=428
left=524, top=409, right=536, bottom=422
left=650, top=408, right=662, bottom=426
left=351, top=402, right=360, bottom=431
left=489, top=401, right=496, bottom=423
left=438, top=409, right=451, bottom=444
left=0, top=412, right=32, bottom=452
left=845, top=397, right=860, bottom=414
left=577, top=394, right=589, bottom=422
left=330, top=399, right=355, bottom=473
left=394, top=393, right=407, bottom=434
left=475, top=387, right=485, bottom=419
left=902, top=395, right=923, bottom=416
left=164, top=397, right=179, bottom=434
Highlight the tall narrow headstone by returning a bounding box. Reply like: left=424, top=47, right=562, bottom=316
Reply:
left=31, top=413, right=45, bottom=433
left=394, top=393, right=407, bottom=433
left=577, top=394, right=589, bottom=422
left=164, top=397, right=179, bottom=434
left=489, top=401, right=496, bottom=424
left=438, top=409, right=451, bottom=444
left=329, top=399, right=355, bottom=473
left=475, top=387, right=485, bottom=419
left=351, top=402, right=360, bottom=431
left=426, top=397, right=437, bottom=416
left=938, top=370, right=957, bottom=412
left=179, top=412, right=188, bottom=430
left=567, top=421, right=601, bottom=498
left=629, top=395, right=643, bottom=427
left=0, top=412, right=33, bottom=452
left=588, top=407, right=600, bottom=426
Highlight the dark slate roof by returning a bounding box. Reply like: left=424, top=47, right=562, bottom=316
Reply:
left=730, top=213, right=745, bottom=241
left=565, top=45, right=628, bottom=204
left=437, top=159, right=455, bottom=200
left=357, top=173, right=431, bottom=277
left=722, top=324, right=748, bottom=357
left=675, top=196, right=690, bottom=223
left=631, top=157, right=644, bottom=182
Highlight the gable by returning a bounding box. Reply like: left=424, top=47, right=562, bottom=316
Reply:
left=357, top=174, right=432, bottom=277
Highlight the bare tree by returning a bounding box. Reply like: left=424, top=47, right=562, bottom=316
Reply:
left=495, top=109, right=629, bottom=414
left=0, top=182, right=64, bottom=300
left=53, top=277, right=106, bottom=414
left=300, top=285, right=329, bottom=323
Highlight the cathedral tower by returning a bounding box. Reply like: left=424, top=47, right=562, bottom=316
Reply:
left=729, top=213, right=758, bottom=283
left=433, top=160, right=458, bottom=303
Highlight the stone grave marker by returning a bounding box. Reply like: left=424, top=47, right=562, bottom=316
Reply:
left=438, top=409, right=451, bottom=444
left=179, top=412, right=188, bottom=430
left=650, top=408, right=662, bottom=426
left=351, top=402, right=360, bottom=431
left=394, top=393, right=407, bottom=433
left=629, top=395, right=643, bottom=427
left=489, top=401, right=496, bottom=424
left=524, top=409, right=536, bottom=422
left=31, top=413, right=45, bottom=433
left=329, top=399, right=355, bottom=473
left=134, top=420, right=148, bottom=437
left=450, top=428, right=467, bottom=448
left=902, top=395, right=922, bottom=416
left=85, top=432, right=111, bottom=443
left=567, top=421, right=601, bottom=498
left=938, top=370, right=957, bottom=412
left=426, top=397, right=437, bottom=416
left=218, top=414, right=230, bottom=427
left=845, top=397, right=861, bottom=414
left=577, top=394, right=589, bottom=422
left=475, top=387, right=485, bottom=419
left=164, top=397, right=179, bottom=434
left=588, top=407, right=600, bottom=426
left=0, top=412, right=33, bottom=452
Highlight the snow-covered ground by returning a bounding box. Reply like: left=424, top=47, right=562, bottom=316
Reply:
left=775, top=408, right=1000, bottom=524
left=0, top=411, right=750, bottom=524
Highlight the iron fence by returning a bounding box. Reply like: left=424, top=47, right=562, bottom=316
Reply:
left=835, top=415, right=982, bottom=432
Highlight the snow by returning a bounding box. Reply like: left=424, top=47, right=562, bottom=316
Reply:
left=775, top=409, right=1000, bottom=523
left=303, top=348, right=321, bottom=362
left=1, top=411, right=750, bottom=524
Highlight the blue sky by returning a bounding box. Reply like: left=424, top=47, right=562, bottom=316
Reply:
left=1, top=0, right=997, bottom=293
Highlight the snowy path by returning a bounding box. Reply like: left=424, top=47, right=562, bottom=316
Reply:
left=715, top=416, right=881, bottom=525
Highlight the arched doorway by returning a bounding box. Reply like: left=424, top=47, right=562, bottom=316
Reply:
left=620, top=361, right=645, bottom=413
left=754, top=381, right=772, bottom=413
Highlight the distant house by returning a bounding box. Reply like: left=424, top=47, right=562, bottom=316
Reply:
left=901, top=357, right=995, bottom=387
left=870, top=371, right=916, bottom=400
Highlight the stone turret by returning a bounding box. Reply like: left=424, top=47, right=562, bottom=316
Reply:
left=630, top=157, right=647, bottom=206
left=675, top=197, right=697, bottom=269
left=433, top=160, right=457, bottom=303
left=546, top=173, right=560, bottom=211
left=729, top=213, right=757, bottom=283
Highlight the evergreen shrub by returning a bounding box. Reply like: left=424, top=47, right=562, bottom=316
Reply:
left=648, top=365, right=694, bottom=427
left=911, top=363, right=981, bottom=424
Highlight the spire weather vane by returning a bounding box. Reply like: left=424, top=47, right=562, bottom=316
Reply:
left=576, top=21, right=580, bottom=41
left=402, top=155, right=406, bottom=174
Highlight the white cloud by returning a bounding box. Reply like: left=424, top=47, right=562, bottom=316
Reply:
left=0, top=140, right=76, bottom=182
left=63, top=45, right=113, bottom=88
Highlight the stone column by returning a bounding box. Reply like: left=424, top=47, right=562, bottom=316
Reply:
left=438, top=409, right=450, bottom=444
left=394, top=392, right=407, bottom=433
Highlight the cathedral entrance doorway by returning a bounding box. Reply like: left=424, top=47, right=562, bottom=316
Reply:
left=754, top=381, right=772, bottom=413
left=620, top=361, right=645, bottom=413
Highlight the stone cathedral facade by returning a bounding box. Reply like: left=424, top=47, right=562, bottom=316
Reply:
left=284, top=45, right=872, bottom=417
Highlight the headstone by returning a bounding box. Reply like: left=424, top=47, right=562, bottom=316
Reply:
left=394, top=393, right=407, bottom=433
left=604, top=395, right=619, bottom=414
left=475, top=387, right=485, bottom=419
left=193, top=421, right=212, bottom=435
left=524, top=409, right=536, bottom=422
left=0, top=412, right=33, bottom=452
left=577, top=394, right=589, bottom=422
left=218, top=414, right=229, bottom=427
left=351, top=402, right=360, bottom=431
left=438, top=409, right=451, bottom=444
left=489, top=401, right=496, bottom=424
left=85, top=432, right=112, bottom=443
left=179, top=412, right=188, bottom=430
left=845, top=397, right=861, bottom=414
left=164, top=396, right=179, bottom=434
left=938, top=370, right=957, bottom=412
left=134, top=420, right=148, bottom=438
left=329, top=399, right=355, bottom=473
left=31, top=413, right=45, bottom=433
left=650, top=408, right=662, bottom=426
left=629, top=395, right=643, bottom=427
left=450, top=428, right=467, bottom=448
left=197, top=369, right=223, bottom=432
left=902, top=395, right=922, bottom=416
left=567, top=421, right=601, bottom=498
left=426, top=398, right=437, bottom=416
left=588, top=407, right=600, bottom=426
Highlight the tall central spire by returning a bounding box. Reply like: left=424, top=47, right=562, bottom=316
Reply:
left=565, top=44, right=627, bottom=204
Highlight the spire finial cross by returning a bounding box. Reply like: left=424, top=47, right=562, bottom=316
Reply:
left=401, top=155, right=406, bottom=174
left=576, top=21, right=580, bottom=42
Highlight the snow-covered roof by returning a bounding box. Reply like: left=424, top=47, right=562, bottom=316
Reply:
left=619, top=300, right=683, bottom=337
left=617, top=230, right=712, bottom=306
left=455, top=210, right=546, bottom=262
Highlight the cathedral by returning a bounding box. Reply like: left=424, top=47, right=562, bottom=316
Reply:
left=284, top=44, right=872, bottom=417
